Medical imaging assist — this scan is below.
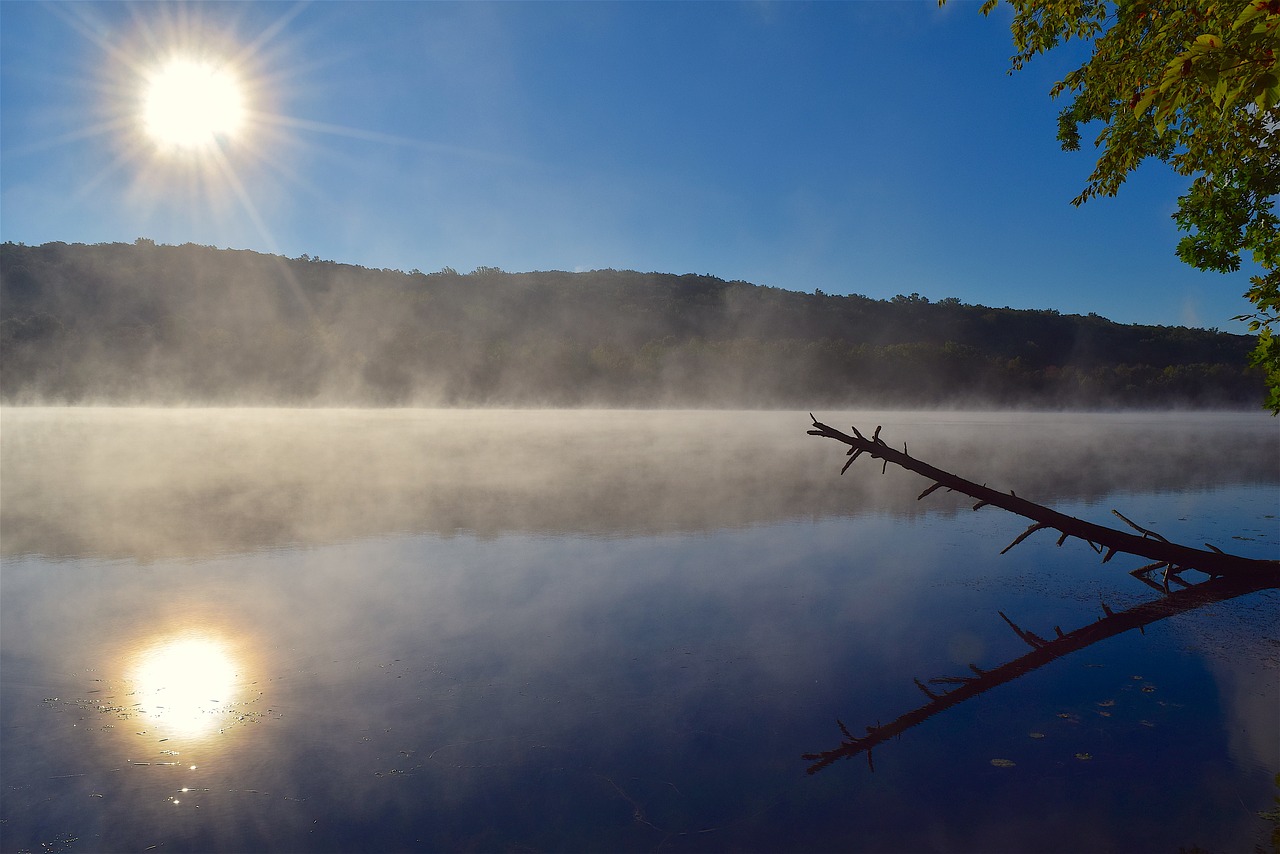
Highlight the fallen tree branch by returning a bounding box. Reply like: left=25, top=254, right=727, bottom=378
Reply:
left=807, top=416, right=1277, bottom=580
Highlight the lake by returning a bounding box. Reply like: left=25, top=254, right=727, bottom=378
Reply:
left=1, top=408, right=1277, bottom=853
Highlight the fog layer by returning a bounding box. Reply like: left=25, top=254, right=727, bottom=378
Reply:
left=3, top=408, right=1275, bottom=560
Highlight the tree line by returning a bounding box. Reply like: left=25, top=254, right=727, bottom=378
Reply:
left=0, top=240, right=1263, bottom=408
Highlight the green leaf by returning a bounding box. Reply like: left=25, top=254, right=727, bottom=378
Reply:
left=1212, top=78, right=1231, bottom=105
left=1133, top=88, right=1159, bottom=114
left=1232, top=2, right=1269, bottom=31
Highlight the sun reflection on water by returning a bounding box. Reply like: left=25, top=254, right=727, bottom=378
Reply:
left=128, top=632, right=241, bottom=739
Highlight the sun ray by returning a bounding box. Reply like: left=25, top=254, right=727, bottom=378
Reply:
left=232, top=137, right=330, bottom=208
left=204, top=141, right=319, bottom=322
left=4, top=117, right=135, bottom=159
left=261, top=112, right=532, bottom=167
left=207, top=144, right=283, bottom=255
left=45, top=2, right=151, bottom=74
left=231, top=1, right=310, bottom=69
left=65, top=140, right=157, bottom=209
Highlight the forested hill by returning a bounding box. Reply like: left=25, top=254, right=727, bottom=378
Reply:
left=0, top=240, right=1263, bottom=408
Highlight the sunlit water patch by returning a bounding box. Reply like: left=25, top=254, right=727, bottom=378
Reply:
left=127, top=633, right=241, bottom=739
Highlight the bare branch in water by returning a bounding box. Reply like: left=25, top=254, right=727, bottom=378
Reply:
left=807, top=417, right=1277, bottom=580
left=802, top=415, right=1278, bottom=775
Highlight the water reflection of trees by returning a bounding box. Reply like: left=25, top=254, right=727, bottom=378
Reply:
left=803, top=572, right=1278, bottom=774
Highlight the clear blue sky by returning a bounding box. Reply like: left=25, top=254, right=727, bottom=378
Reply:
left=0, top=1, right=1260, bottom=330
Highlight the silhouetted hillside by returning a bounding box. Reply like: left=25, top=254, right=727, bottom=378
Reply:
left=0, top=240, right=1262, bottom=407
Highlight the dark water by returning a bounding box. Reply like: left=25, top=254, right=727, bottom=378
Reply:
left=1, top=409, right=1277, bottom=853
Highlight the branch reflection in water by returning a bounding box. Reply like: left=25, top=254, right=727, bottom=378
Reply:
left=804, top=572, right=1278, bottom=774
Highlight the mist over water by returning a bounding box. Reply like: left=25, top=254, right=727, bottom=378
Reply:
left=1, top=408, right=1277, bottom=852
left=3, top=408, right=1276, bottom=560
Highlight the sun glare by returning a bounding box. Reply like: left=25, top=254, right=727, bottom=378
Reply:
left=143, top=58, right=245, bottom=150
left=48, top=3, right=391, bottom=253
left=130, top=633, right=240, bottom=738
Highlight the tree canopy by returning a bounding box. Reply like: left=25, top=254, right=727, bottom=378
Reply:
left=968, top=0, right=1280, bottom=410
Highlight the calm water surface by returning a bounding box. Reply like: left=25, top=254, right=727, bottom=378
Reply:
left=1, top=409, right=1277, bottom=853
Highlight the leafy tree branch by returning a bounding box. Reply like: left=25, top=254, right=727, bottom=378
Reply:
left=960, top=0, right=1280, bottom=410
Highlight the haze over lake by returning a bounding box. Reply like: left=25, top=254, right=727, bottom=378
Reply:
left=1, top=408, right=1277, bottom=852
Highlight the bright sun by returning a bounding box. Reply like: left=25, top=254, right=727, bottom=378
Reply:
left=143, top=58, right=244, bottom=150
